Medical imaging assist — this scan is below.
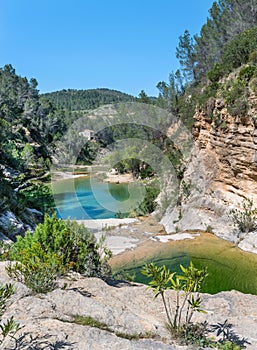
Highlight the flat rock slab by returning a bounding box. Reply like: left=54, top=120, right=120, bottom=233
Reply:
left=1, top=261, right=257, bottom=349
left=152, top=233, right=200, bottom=242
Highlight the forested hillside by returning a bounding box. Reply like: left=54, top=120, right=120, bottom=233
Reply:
left=41, top=88, right=135, bottom=111
left=0, top=66, right=78, bottom=247
left=156, top=0, right=257, bottom=126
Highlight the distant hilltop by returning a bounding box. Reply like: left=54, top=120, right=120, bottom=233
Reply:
left=41, top=88, right=136, bottom=111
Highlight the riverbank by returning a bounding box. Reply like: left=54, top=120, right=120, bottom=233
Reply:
left=51, top=167, right=134, bottom=184
left=51, top=171, right=89, bottom=181
left=1, top=260, right=256, bottom=349
left=103, top=172, right=134, bottom=184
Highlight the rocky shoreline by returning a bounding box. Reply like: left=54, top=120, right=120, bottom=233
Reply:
left=51, top=169, right=134, bottom=184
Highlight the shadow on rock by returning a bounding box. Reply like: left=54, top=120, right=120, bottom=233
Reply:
left=4, top=333, right=75, bottom=350
left=210, top=319, right=251, bottom=348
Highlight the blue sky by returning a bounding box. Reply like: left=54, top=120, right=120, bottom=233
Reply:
left=1, top=0, right=214, bottom=96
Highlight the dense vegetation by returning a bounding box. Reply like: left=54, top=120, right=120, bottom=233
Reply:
left=42, top=88, right=135, bottom=111
left=6, top=214, right=111, bottom=293
left=156, top=0, right=257, bottom=128
left=0, top=64, right=56, bottom=223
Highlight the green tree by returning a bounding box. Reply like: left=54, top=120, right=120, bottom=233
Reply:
left=176, top=30, right=196, bottom=82
left=138, top=90, right=150, bottom=103
left=21, top=143, right=35, bottom=167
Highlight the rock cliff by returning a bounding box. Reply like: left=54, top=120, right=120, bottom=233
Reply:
left=161, top=89, right=257, bottom=251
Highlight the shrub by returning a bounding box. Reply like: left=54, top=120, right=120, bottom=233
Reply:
left=222, top=27, right=257, bottom=71
left=8, top=214, right=112, bottom=292
left=178, top=321, right=213, bottom=348
left=230, top=198, right=257, bottom=234
left=20, top=183, right=55, bottom=214
left=141, top=263, right=246, bottom=348
left=249, top=77, right=257, bottom=93
left=228, top=98, right=248, bottom=117
left=7, top=260, right=59, bottom=294
left=238, top=65, right=256, bottom=83
left=197, top=82, right=219, bottom=110
left=224, top=80, right=249, bottom=117
left=208, top=63, right=226, bottom=82
left=249, top=50, right=257, bottom=65
left=217, top=340, right=242, bottom=350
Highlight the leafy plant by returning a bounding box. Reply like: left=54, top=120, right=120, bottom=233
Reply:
left=249, top=50, right=257, bottom=65
left=217, top=341, right=242, bottom=350
left=0, top=283, right=22, bottom=345
left=178, top=321, right=214, bottom=348
left=230, top=198, right=257, bottom=233
left=7, top=214, right=112, bottom=292
left=222, top=27, right=257, bottom=72
left=6, top=261, right=59, bottom=294
left=224, top=80, right=249, bottom=117
left=141, top=261, right=208, bottom=332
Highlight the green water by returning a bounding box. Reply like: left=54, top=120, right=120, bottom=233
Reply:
left=113, top=234, right=257, bottom=295
left=53, top=177, right=257, bottom=295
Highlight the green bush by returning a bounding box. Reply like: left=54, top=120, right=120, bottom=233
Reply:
left=238, top=65, right=256, bottom=83
left=7, top=261, right=58, bottom=294
left=8, top=214, right=112, bottom=292
left=224, top=80, right=249, bottom=117
left=208, top=63, right=226, bottom=82
left=230, top=198, right=257, bottom=234
left=217, top=341, right=242, bottom=350
left=222, top=27, right=257, bottom=71
left=178, top=322, right=213, bottom=348
left=249, top=50, right=257, bottom=65
left=141, top=261, right=208, bottom=331
left=227, top=98, right=248, bottom=118
left=249, top=77, right=257, bottom=93
left=20, top=183, right=55, bottom=214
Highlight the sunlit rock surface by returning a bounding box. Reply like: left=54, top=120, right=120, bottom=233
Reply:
left=161, top=94, right=257, bottom=253
left=0, top=262, right=256, bottom=349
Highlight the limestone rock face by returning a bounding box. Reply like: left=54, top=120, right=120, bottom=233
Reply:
left=0, top=262, right=256, bottom=349
left=161, top=96, right=257, bottom=246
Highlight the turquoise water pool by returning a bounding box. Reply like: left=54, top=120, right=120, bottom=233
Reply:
left=52, top=177, right=130, bottom=219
